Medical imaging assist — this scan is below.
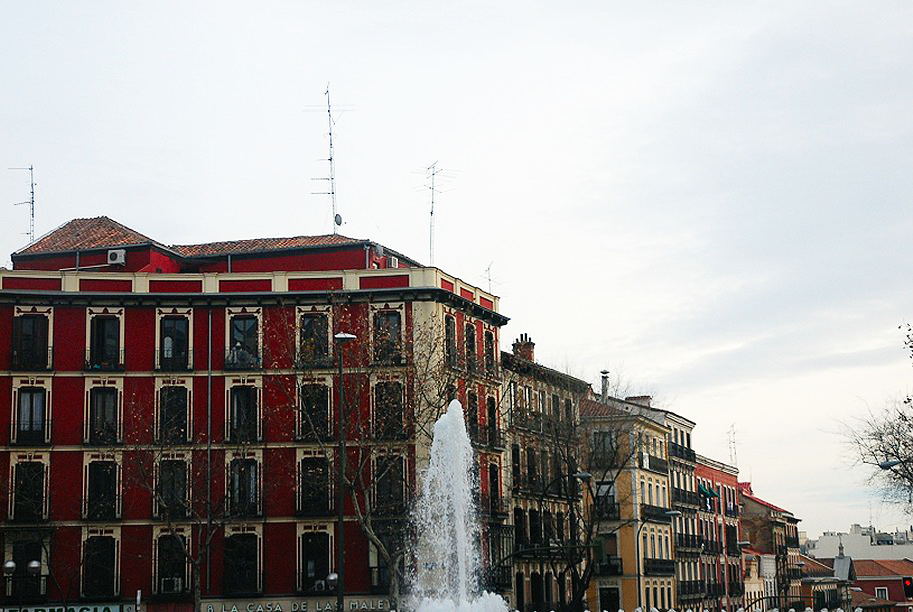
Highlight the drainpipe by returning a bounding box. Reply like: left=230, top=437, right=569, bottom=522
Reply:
left=206, top=305, right=213, bottom=590
left=227, top=254, right=232, bottom=273
left=75, top=250, right=80, bottom=271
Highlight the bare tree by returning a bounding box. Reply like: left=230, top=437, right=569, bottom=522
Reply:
left=848, top=323, right=913, bottom=507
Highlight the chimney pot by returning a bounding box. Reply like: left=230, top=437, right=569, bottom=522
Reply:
left=512, top=334, right=536, bottom=362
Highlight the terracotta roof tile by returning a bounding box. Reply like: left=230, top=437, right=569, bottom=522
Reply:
left=16, top=216, right=159, bottom=255
left=852, top=590, right=895, bottom=608
left=874, top=559, right=913, bottom=575
left=172, top=233, right=364, bottom=257
left=851, top=559, right=913, bottom=577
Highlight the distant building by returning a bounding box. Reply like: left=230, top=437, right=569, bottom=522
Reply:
left=739, top=482, right=803, bottom=607
left=808, top=524, right=913, bottom=560
left=852, top=559, right=913, bottom=612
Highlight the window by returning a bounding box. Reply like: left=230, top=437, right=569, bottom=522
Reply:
left=159, top=317, right=190, bottom=370
left=159, top=386, right=188, bottom=443
left=592, top=431, right=616, bottom=466
left=83, top=535, right=117, bottom=597
left=299, top=384, right=330, bottom=440
left=299, top=457, right=330, bottom=515
left=157, top=460, right=187, bottom=519
left=9, top=539, right=45, bottom=599
left=12, top=461, right=45, bottom=521
left=228, top=458, right=259, bottom=517
left=464, top=323, right=476, bottom=372
left=467, top=392, right=478, bottom=438
left=224, top=533, right=259, bottom=594
left=375, top=455, right=405, bottom=514
left=12, top=315, right=49, bottom=370
left=89, top=316, right=121, bottom=370
left=514, top=508, right=527, bottom=546
left=157, top=534, right=187, bottom=594
left=511, top=444, right=521, bottom=484
left=88, top=387, right=118, bottom=445
left=483, top=331, right=495, bottom=374
left=526, top=448, right=538, bottom=483
left=445, top=316, right=457, bottom=367
left=299, top=314, right=329, bottom=366
left=876, top=587, right=888, bottom=600
left=373, top=381, right=404, bottom=439
left=229, top=386, right=258, bottom=443
left=16, top=387, right=47, bottom=444
left=300, top=531, right=330, bottom=592
left=373, top=311, right=402, bottom=363
left=486, top=396, right=499, bottom=443
left=87, top=461, right=118, bottom=520
left=227, top=315, right=259, bottom=369
left=529, top=510, right=541, bottom=544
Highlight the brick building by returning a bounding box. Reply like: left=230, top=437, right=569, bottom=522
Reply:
left=0, top=216, right=508, bottom=611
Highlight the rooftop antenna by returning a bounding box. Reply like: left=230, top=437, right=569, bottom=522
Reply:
left=427, top=161, right=440, bottom=265
left=311, top=84, right=340, bottom=234
left=728, top=423, right=738, bottom=467
left=9, top=165, right=35, bottom=243
left=484, top=261, right=493, bottom=292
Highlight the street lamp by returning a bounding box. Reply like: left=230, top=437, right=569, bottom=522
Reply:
left=879, top=459, right=907, bottom=470
left=636, top=509, right=682, bottom=608
left=333, top=332, right=356, bottom=612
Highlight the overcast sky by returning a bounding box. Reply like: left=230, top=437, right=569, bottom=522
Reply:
left=2, top=1, right=912, bottom=537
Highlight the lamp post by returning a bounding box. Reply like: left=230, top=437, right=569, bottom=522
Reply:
left=333, top=332, right=356, bottom=612
left=3, top=559, right=41, bottom=601
left=635, top=509, right=682, bottom=609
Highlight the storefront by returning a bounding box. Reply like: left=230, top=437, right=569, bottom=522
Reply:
left=199, top=597, right=391, bottom=612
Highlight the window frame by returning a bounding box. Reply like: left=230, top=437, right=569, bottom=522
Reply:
left=223, top=526, right=262, bottom=595
left=154, top=454, right=190, bottom=519
left=11, top=377, right=51, bottom=444
left=81, top=526, right=120, bottom=599
left=225, top=377, right=262, bottom=443
left=372, top=378, right=406, bottom=440
left=84, top=378, right=122, bottom=445
left=156, top=379, right=191, bottom=444
left=152, top=526, right=190, bottom=595
left=155, top=309, right=193, bottom=371
left=85, top=308, right=125, bottom=371
left=83, top=453, right=122, bottom=521
left=297, top=377, right=332, bottom=441
left=370, top=304, right=405, bottom=364
left=296, top=449, right=333, bottom=516
left=226, top=451, right=262, bottom=518
left=296, top=306, right=332, bottom=367
left=225, top=307, right=262, bottom=370
left=11, top=307, right=52, bottom=371
left=9, top=454, right=49, bottom=521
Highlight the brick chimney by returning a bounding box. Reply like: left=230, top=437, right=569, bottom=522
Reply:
left=512, top=333, right=535, bottom=362
left=600, top=370, right=610, bottom=404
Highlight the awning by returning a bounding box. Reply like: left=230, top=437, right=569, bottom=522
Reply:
left=698, top=483, right=719, bottom=498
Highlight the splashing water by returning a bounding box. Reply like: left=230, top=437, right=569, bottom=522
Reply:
left=409, top=399, right=508, bottom=612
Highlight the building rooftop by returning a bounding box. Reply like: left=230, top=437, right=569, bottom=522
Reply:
left=854, top=559, right=913, bottom=577
left=16, top=216, right=163, bottom=255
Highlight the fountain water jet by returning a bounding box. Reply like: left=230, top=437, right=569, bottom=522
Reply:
left=409, top=399, right=509, bottom=612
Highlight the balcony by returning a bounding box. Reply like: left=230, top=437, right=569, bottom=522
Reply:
left=593, top=501, right=620, bottom=521
left=478, top=494, right=508, bottom=518
left=297, top=496, right=333, bottom=517
left=703, top=539, right=723, bottom=554
left=643, top=558, right=675, bottom=576
left=706, top=581, right=724, bottom=597
left=727, top=544, right=742, bottom=557
left=469, top=425, right=505, bottom=450
left=639, top=453, right=669, bottom=475
left=10, top=347, right=52, bottom=371
left=295, top=352, right=333, bottom=369
left=677, top=580, right=705, bottom=598
left=729, top=582, right=745, bottom=596
left=785, top=535, right=800, bottom=548
left=595, top=556, right=623, bottom=576
left=224, top=348, right=261, bottom=371
left=672, top=487, right=701, bottom=507
left=787, top=567, right=803, bottom=580
left=675, top=533, right=703, bottom=553
left=3, top=575, right=48, bottom=603
left=669, top=442, right=696, bottom=462
left=725, top=504, right=740, bottom=518
left=157, top=350, right=192, bottom=371
left=84, top=348, right=125, bottom=371
left=641, top=504, right=673, bottom=523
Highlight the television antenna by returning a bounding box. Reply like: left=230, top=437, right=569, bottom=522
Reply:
left=311, top=84, right=342, bottom=234
left=484, top=261, right=494, bottom=292
left=9, top=165, right=36, bottom=243
left=727, top=423, right=738, bottom=467
left=427, top=161, right=440, bottom=265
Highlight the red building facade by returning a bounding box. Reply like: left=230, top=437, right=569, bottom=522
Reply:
left=0, top=217, right=508, bottom=611
left=694, top=454, right=744, bottom=611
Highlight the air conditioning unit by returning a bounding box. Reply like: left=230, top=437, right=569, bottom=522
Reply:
left=107, top=249, right=126, bottom=265
left=388, top=256, right=399, bottom=269
left=160, top=577, right=183, bottom=594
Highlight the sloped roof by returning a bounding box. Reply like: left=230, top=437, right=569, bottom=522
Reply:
left=11, top=216, right=393, bottom=262
left=852, top=590, right=895, bottom=608
left=172, top=233, right=365, bottom=257
left=853, top=559, right=913, bottom=577
left=15, top=216, right=161, bottom=255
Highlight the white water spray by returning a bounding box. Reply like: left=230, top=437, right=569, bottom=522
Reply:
left=410, top=399, right=508, bottom=612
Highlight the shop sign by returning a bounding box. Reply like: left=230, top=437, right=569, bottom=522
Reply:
left=201, top=598, right=390, bottom=612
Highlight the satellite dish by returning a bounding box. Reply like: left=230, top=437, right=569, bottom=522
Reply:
left=334, top=214, right=343, bottom=226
